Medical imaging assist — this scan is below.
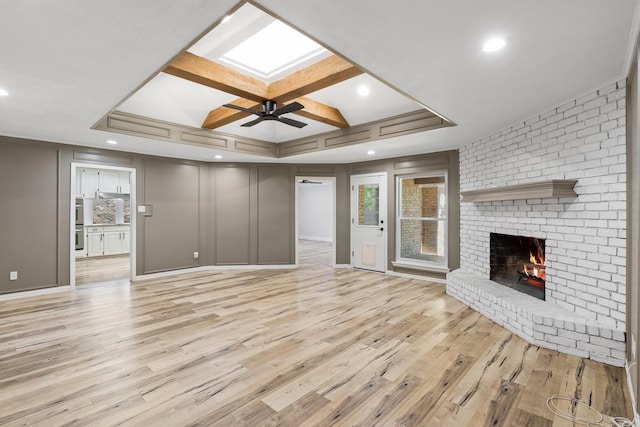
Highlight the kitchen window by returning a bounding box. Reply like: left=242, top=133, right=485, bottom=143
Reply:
left=396, top=173, right=447, bottom=268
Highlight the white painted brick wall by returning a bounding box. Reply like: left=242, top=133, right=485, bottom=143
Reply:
left=459, top=79, right=627, bottom=329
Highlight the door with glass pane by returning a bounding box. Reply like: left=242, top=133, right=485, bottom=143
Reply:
left=396, top=174, right=447, bottom=267
left=351, top=173, right=387, bottom=272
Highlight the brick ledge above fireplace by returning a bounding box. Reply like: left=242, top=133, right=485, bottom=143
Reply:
left=446, top=269, right=625, bottom=366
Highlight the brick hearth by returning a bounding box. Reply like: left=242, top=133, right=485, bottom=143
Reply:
left=447, top=270, right=625, bottom=366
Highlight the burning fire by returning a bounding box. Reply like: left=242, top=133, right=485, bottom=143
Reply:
left=523, top=250, right=546, bottom=282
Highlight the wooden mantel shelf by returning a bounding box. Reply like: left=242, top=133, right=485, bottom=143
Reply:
left=460, top=179, right=578, bottom=202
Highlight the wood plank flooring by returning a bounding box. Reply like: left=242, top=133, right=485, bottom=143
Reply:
left=75, top=254, right=130, bottom=286
left=0, top=240, right=632, bottom=426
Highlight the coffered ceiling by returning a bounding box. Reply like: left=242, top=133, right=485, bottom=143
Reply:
left=101, top=2, right=445, bottom=159
left=0, top=0, right=636, bottom=163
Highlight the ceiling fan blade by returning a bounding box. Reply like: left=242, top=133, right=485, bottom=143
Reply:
left=277, top=116, right=307, bottom=128
left=223, top=103, right=261, bottom=115
left=272, top=102, right=304, bottom=117
left=240, top=116, right=266, bottom=127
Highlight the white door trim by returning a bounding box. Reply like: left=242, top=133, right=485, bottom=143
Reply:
left=70, top=163, right=136, bottom=288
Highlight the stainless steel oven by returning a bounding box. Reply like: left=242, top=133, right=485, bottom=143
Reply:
left=75, top=198, right=84, bottom=226
left=75, top=226, right=84, bottom=250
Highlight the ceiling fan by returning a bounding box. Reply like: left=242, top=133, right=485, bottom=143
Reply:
left=223, top=100, right=307, bottom=128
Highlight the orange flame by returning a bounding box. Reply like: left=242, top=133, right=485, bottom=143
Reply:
left=525, top=251, right=546, bottom=281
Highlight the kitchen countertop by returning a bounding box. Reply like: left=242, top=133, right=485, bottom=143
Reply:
left=84, top=223, right=131, bottom=227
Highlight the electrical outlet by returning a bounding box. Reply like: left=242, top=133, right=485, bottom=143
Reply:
left=193, top=252, right=199, bottom=259
left=9, top=271, right=17, bottom=281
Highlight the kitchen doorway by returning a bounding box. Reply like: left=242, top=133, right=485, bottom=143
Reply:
left=295, top=177, right=336, bottom=266
left=70, top=163, right=136, bottom=288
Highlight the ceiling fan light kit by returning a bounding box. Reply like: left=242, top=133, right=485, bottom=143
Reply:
left=223, top=99, right=307, bottom=128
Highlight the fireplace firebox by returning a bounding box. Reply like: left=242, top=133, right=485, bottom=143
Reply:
left=490, top=233, right=545, bottom=300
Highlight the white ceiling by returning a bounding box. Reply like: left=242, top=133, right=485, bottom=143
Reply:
left=0, top=0, right=637, bottom=164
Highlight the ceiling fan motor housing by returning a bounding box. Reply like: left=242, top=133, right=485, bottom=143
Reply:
left=263, top=100, right=276, bottom=114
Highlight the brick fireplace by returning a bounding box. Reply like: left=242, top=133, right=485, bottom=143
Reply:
left=447, top=79, right=627, bottom=366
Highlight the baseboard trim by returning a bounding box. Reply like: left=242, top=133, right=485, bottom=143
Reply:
left=386, top=270, right=446, bottom=284
left=299, top=236, right=333, bottom=243
left=334, top=264, right=352, bottom=269
left=0, top=285, right=71, bottom=301
left=625, top=360, right=640, bottom=423
left=133, top=264, right=298, bottom=282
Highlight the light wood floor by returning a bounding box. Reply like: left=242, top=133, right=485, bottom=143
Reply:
left=75, top=254, right=130, bottom=286
left=0, top=240, right=632, bottom=426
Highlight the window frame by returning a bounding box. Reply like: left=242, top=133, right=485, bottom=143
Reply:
left=395, top=171, right=449, bottom=269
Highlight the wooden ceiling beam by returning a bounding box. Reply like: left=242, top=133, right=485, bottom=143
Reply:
left=292, top=96, right=349, bottom=128
left=202, top=96, right=349, bottom=129
left=165, top=52, right=360, bottom=129
left=163, top=52, right=268, bottom=102
left=202, top=99, right=260, bottom=129
left=268, top=54, right=363, bottom=102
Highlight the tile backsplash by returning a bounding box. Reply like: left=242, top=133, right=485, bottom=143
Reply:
left=88, top=198, right=131, bottom=225
left=93, top=199, right=117, bottom=224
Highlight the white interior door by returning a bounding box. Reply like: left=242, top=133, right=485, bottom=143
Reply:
left=351, top=173, right=387, bottom=272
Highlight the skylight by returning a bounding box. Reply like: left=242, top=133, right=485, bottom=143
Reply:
left=220, top=20, right=327, bottom=81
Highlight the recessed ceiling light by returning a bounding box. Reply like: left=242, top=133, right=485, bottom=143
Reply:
left=367, top=150, right=375, bottom=155
left=482, top=37, right=506, bottom=53
left=357, top=85, right=370, bottom=97
left=221, top=14, right=233, bottom=24
left=214, top=154, right=223, bottom=159
left=0, top=88, right=8, bottom=97
left=106, top=139, right=118, bottom=145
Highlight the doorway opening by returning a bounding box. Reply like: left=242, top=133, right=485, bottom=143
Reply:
left=70, top=163, right=136, bottom=287
left=295, top=177, right=336, bottom=267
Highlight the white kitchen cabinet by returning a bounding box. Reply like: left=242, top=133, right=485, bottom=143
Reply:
left=86, top=226, right=104, bottom=257
left=99, top=171, right=120, bottom=193
left=85, top=225, right=130, bottom=257
left=80, top=169, right=131, bottom=195
left=81, top=169, right=100, bottom=198
left=75, top=168, right=82, bottom=197
left=121, top=229, right=131, bottom=254
left=98, top=170, right=130, bottom=193
left=118, top=172, right=131, bottom=194
left=103, top=230, right=123, bottom=255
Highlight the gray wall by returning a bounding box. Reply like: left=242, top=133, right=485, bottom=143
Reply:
left=211, top=166, right=251, bottom=265
left=141, top=159, right=201, bottom=273
left=207, top=164, right=296, bottom=266
left=257, top=166, right=294, bottom=264
left=0, top=135, right=459, bottom=294
left=0, top=140, right=60, bottom=292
